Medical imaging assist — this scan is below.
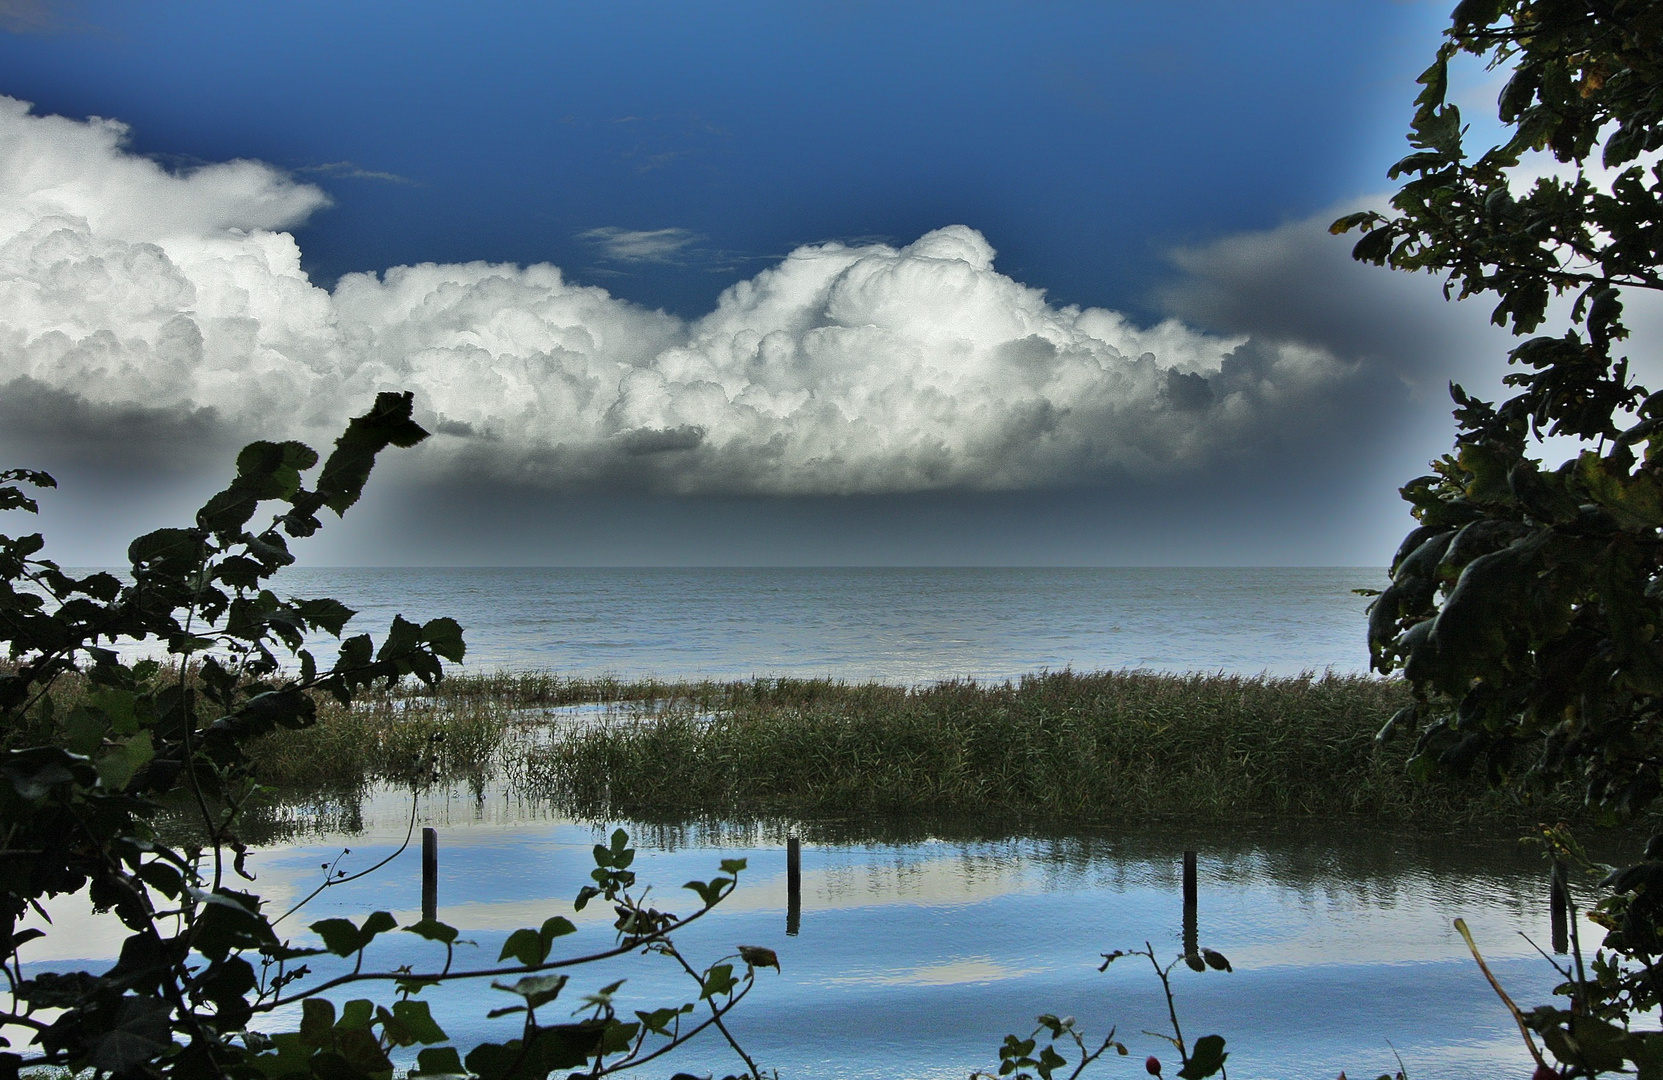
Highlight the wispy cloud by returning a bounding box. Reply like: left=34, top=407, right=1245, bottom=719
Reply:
left=578, top=226, right=700, bottom=263
left=296, top=160, right=415, bottom=185
left=0, top=0, right=63, bottom=33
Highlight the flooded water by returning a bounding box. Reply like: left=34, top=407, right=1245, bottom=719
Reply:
left=20, top=781, right=1601, bottom=1080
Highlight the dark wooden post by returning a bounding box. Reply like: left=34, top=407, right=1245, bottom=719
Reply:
left=1551, top=859, right=1569, bottom=955
left=1182, top=850, right=1198, bottom=961
left=786, top=836, right=801, bottom=937
left=422, top=827, right=438, bottom=923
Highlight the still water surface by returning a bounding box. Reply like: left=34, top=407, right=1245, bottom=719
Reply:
left=22, top=781, right=1586, bottom=1080
left=24, top=566, right=1572, bottom=1077
left=270, top=566, right=1381, bottom=681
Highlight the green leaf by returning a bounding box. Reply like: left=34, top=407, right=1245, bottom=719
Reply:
left=310, top=918, right=364, bottom=957
left=413, top=1047, right=465, bottom=1077
left=335, top=1024, right=393, bottom=1075
left=699, top=963, right=737, bottom=1000
left=737, top=945, right=779, bottom=971
left=336, top=998, right=375, bottom=1032
left=1450, top=0, right=1502, bottom=31
left=499, top=928, right=547, bottom=967
left=300, top=997, right=336, bottom=1048
left=359, top=910, right=397, bottom=941
left=683, top=876, right=731, bottom=907
left=634, top=1006, right=685, bottom=1035
left=421, top=617, right=466, bottom=662
left=90, top=995, right=173, bottom=1074
left=95, top=731, right=153, bottom=791
left=297, top=597, right=356, bottom=636
left=1176, top=1034, right=1228, bottom=1080
left=62, top=703, right=107, bottom=756
left=392, top=1000, right=448, bottom=1044
left=1413, top=54, right=1448, bottom=111
left=1579, top=451, right=1663, bottom=527
left=532, top=1022, right=608, bottom=1070
left=254, top=1032, right=315, bottom=1079
left=598, top=1019, right=639, bottom=1056
left=494, top=917, right=576, bottom=966
left=404, top=919, right=460, bottom=944
left=492, top=974, right=568, bottom=1009
left=127, top=527, right=202, bottom=570
left=314, top=391, right=429, bottom=515
left=464, top=1040, right=530, bottom=1080
left=190, top=888, right=278, bottom=960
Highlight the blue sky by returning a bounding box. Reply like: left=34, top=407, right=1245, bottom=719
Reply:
left=0, top=1, right=1550, bottom=565
left=0, top=1, right=1442, bottom=317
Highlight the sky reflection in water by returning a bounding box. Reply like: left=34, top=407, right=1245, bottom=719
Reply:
left=20, top=780, right=1596, bottom=1079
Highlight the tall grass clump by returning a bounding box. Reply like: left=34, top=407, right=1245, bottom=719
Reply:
left=517, top=670, right=1552, bottom=825
left=245, top=694, right=511, bottom=789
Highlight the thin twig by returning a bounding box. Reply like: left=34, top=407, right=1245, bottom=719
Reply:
left=663, top=946, right=762, bottom=1080
left=274, top=791, right=421, bottom=924
left=1453, top=917, right=1548, bottom=1071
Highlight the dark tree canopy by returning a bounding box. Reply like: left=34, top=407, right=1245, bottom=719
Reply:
left=1336, top=0, right=1663, bottom=817
left=1337, top=2, right=1663, bottom=1070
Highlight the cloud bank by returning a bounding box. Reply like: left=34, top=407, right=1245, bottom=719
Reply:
left=0, top=96, right=1358, bottom=495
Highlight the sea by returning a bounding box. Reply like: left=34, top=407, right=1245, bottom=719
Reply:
left=265, top=565, right=1384, bottom=682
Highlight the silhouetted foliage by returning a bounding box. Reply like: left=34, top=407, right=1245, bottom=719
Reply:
left=0, top=393, right=771, bottom=1080
left=1334, top=1, right=1663, bottom=1073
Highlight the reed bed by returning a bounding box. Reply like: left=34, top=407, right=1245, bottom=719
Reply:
left=511, top=670, right=1564, bottom=826
left=245, top=696, right=512, bottom=789
left=10, top=665, right=1578, bottom=825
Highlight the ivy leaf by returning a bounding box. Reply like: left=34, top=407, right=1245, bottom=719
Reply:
left=392, top=1000, right=448, bottom=1044
left=404, top=919, right=460, bottom=945
left=491, top=973, right=568, bottom=1009
left=90, top=995, right=173, bottom=1074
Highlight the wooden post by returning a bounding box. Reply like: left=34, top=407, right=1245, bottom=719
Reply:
left=1182, top=850, right=1198, bottom=961
left=422, top=827, right=438, bottom=923
left=1551, top=859, right=1569, bottom=955
left=786, top=836, right=801, bottom=937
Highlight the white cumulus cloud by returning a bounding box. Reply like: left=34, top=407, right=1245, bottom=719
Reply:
left=0, top=95, right=1357, bottom=494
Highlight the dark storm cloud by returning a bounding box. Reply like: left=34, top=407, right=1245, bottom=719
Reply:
left=0, top=377, right=234, bottom=469
left=1156, top=202, right=1518, bottom=400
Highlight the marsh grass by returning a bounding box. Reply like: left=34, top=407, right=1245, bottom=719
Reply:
left=13, top=665, right=1579, bottom=826
left=0, top=662, right=515, bottom=790
left=512, top=670, right=1571, bottom=826
left=245, top=696, right=512, bottom=789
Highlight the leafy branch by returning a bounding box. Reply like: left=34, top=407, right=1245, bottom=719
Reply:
left=0, top=393, right=773, bottom=1080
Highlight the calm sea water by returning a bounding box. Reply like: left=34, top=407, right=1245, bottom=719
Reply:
left=19, top=782, right=1586, bottom=1080
left=269, top=566, right=1383, bottom=681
